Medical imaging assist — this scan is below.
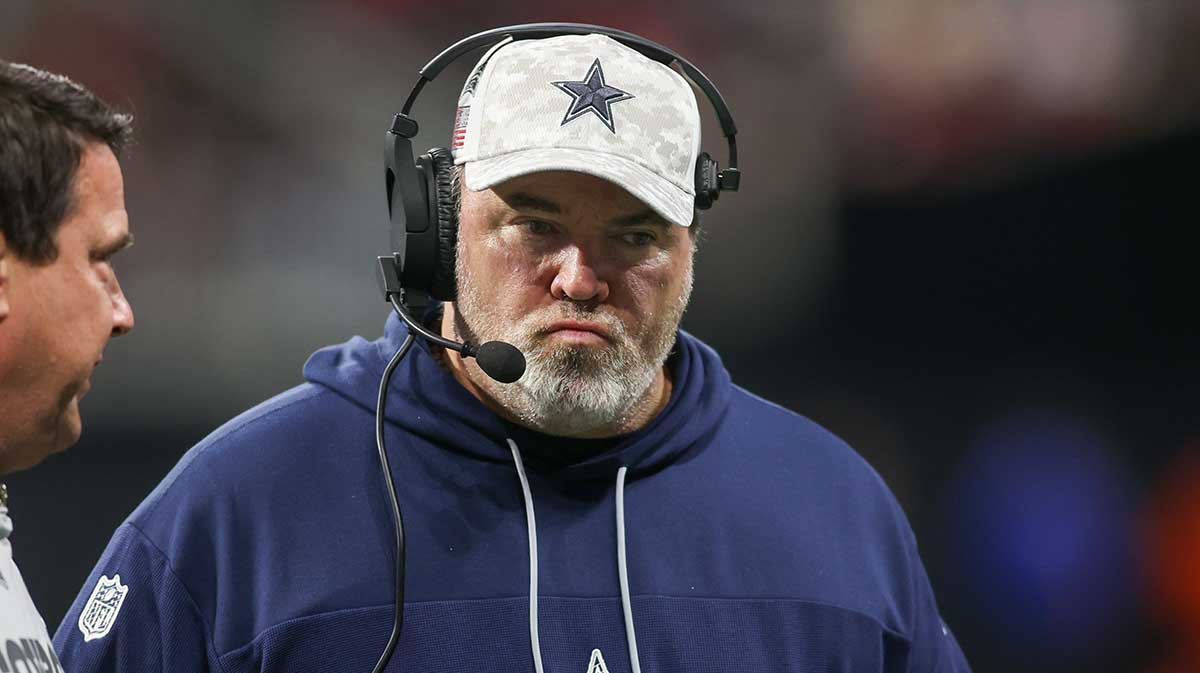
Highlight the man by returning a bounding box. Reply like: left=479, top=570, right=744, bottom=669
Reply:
left=56, top=33, right=970, bottom=672
left=0, top=61, right=135, bottom=671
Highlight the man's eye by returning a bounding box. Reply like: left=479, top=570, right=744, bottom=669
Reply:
left=524, top=220, right=554, bottom=235
left=620, top=231, right=656, bottom=247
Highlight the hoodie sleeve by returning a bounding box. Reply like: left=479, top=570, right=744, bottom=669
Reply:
left=53, top=522, right=224, bottom=673
left=903, top=525, right=972, bottom=673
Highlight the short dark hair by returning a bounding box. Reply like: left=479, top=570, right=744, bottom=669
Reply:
left=0, top=61, right=132, bottom=263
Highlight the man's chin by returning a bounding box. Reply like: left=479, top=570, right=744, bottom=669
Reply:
left=0, top=408, right=79, bottom=475
left=52, top=398, right=85, bottom=453
left=524, top=350, right=612, bottom=383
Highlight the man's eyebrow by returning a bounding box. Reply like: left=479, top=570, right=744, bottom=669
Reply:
left=94, top=232, right=135, bottom=258
left=505, top=192, right=563, bottom=215
left=503, top=193, right=669, bottom=229
left=611, top=209, right=670, bottom=229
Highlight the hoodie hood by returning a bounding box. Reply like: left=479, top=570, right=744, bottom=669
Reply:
left=303, top=310, right=733, bottom=480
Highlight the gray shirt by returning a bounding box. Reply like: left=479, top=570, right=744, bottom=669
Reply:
left=0, top=489, right=63, bottom=672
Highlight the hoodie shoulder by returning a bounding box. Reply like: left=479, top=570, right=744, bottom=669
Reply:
left=127, top=384, right=346, bottom=526
left=679, top=384, right=924, bottom=629
left=725, top=384, right=882, bottom=480
left=117, top=382, right=383, bottom=654
left=721, top=383, right=904, bottom=532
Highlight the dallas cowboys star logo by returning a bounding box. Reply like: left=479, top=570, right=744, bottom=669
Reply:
left=551, top=59, right=634, bottom=134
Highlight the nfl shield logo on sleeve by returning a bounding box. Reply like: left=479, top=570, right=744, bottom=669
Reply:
left=78, top=574, right=129, bottom=642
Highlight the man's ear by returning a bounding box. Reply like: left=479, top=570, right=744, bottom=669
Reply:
left=0, top=233, right=9, bottom=322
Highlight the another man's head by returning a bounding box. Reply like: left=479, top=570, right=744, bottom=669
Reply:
left=439, top=35, right=702, bottom=438
left=0, top=61, right=135, bottom=474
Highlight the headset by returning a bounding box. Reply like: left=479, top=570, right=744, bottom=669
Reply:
left=370, top=23, right=742, bottom=673
left=380, top=22, right=742, bottom=308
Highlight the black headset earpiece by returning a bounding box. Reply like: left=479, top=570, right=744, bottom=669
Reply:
left=695, top=152, right=719, bottom=210
left=425, top=147, right=458, bottom=301
left=383, top=118, right=458, bottom=303
left=380, top=22, right=742, bottom=308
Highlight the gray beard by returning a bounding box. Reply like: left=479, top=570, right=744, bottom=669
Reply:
left=453, top=258, right=692, bottom=437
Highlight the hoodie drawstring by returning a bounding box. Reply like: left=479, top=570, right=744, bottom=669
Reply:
left=616, top=466, right=642, bottom=673
left=507, top=440, right=643, bottom=673
left=507, top=439, right=545, bottom=673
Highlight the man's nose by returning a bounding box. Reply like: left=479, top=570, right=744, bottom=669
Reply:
left=110, top=281, right=135, bottom=337
left=550, top=246, right=609, bottom=303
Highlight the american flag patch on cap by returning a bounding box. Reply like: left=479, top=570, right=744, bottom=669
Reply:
left=452, top=106, right=470, bottom=149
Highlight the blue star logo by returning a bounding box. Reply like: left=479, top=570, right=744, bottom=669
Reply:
left=551, top=59, right=634, bottom=134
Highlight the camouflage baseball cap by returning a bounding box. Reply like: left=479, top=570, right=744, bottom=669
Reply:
left=451, top=34, right=702, bottom=227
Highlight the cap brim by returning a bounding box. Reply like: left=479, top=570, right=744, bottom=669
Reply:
left=464, top=148, right=694, bottom=228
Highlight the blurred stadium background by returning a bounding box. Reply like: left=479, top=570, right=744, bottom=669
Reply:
left=3, top=1, right=1198, bottom=671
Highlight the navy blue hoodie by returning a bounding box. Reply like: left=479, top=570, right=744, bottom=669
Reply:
left=54, top=314, right=970, bottom=672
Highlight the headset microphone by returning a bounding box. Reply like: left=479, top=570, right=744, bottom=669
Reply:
left=472, top=340, right=526, bottom=384
left=377, top=255, right=527, bottom=383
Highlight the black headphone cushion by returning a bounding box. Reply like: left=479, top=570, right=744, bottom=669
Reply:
left=427, top=147, right=458, bottom=301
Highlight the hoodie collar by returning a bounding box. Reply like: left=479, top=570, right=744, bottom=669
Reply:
left=304, top=311, right=733, bottom=481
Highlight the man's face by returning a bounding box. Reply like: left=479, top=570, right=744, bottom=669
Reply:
left=0, top=143, right=135, bottom=473
left=452, top=170, right=694, bottom=437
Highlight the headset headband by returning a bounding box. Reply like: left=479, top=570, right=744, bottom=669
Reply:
left=396, top=22, right=740, bottom=189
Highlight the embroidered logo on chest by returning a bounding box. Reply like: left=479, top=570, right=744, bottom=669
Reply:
left=585, top=648, right=611, bottom=673
left=78, top=574, right=129, bottom=642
